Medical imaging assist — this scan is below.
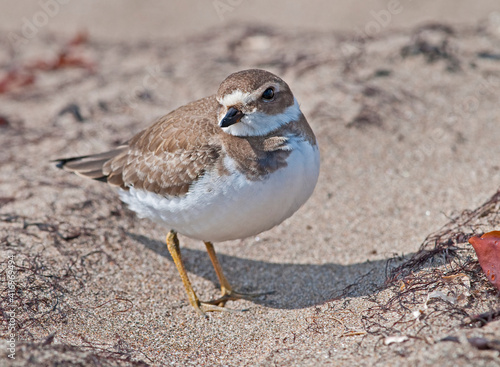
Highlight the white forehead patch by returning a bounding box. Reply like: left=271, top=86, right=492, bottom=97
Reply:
left=218, top=90, right=253, bottom=107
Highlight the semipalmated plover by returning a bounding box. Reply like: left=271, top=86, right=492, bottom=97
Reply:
left=56, top=69, right=320, bottom=316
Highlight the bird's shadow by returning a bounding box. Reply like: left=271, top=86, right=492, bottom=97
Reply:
left=129, top=232, right=411, bottom=310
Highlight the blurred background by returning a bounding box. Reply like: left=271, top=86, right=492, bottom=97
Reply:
left=1, top=0, right=499, bottom=42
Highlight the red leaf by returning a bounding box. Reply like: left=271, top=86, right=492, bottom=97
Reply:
left=0, top=70, right=35, bottom=94
left=469, top=231, right=500, bottom=290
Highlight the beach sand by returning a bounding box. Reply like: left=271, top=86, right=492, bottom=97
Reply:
left=1, top=2, right=500, bottom=365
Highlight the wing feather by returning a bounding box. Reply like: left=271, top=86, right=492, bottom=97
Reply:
left=55, top=96, right=222, bottom=197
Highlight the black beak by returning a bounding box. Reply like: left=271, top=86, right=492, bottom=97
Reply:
left=220, top=107, right=244, bottom=128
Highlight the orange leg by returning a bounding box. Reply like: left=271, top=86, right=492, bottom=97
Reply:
left=204, top=241, right=273, bottom=307
left=166, top=230, right=228, bottom=316
left=166, top=231, right=271, bottom=315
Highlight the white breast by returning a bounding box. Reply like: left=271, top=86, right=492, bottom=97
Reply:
left=119, top=138, right=320, bottom=242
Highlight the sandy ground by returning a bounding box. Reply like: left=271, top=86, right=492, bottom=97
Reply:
left=1, top=0, right=500, bottom=41
left=1, top=2, right=500, bottom=366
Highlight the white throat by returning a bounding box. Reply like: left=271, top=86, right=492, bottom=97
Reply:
left=221, top=97, right=301, bottom=137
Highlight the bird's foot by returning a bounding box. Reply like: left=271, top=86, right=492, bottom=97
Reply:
left=204, top=288, right=275, bottom=307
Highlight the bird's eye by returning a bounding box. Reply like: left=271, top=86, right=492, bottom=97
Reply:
left=262, top=87, right=275, bottom=100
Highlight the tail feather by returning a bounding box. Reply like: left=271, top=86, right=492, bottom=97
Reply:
left=54, top=147, right=127, bottom=183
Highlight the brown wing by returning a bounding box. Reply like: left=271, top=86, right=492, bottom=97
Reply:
left=56, top=96, right=222, bottom=197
